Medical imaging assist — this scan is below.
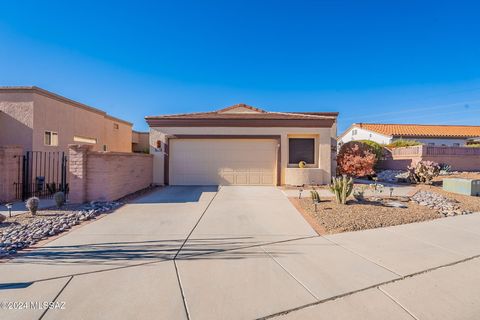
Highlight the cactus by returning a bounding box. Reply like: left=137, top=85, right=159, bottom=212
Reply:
left=25, top=197, right=40, bottom=215
left=407, top=161, right=440, bottom=184
left=310, top=190, right=320, bottom=203
left=328, top=175, right=353, bottom=205
left=54, top=191, right=65, bottom=208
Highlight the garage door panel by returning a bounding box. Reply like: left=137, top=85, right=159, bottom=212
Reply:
left=170, top=139, right=276, bottom=186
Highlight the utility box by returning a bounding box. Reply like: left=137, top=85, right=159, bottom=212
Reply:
left=443, top=178, right=480, bottom=196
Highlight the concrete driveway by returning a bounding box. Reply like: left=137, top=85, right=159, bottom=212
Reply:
left=1, top=186, right=480, bottom=320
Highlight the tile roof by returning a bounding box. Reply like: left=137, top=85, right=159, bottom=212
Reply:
left=145, top=104, right=338, bottom=120
left=356, top=123, right=480, bottom=138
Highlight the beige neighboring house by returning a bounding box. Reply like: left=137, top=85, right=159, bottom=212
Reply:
left=0, top=86, right=133, bottom=153
left=132, top=130, right=149, bottom=153
left=146, top=104, right=338, bottom=186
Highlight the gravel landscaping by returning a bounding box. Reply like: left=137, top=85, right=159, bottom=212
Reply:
left=0, top=186, right=161, bottom=259
left=411, top=190, right=474, bottom=216
left=291, top=196, right=441, bottom=234
left=0, top=201, right=121, bottom=258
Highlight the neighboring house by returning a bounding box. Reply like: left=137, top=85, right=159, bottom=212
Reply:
left=338, top=123, right=480, bottom=147
left=132, top=130, right=149, bottom=153
left=0, top=86, right=133, bottom=153
left=146, top=104, right=338, bottom=186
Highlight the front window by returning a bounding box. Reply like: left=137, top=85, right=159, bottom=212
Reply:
left=453, top=143, right=460, bottom=147
left=289, top=138, right=315, bottom=164
left=428, top=143, right=435, bottom=146
left=44, top=131, right=58, bottom=146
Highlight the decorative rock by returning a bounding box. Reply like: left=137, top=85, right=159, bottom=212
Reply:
left=0, top=200, right=121, bottom=258
left=411, top=190, right=470, bottom=216
left=384, top=201, right=408, bottom=208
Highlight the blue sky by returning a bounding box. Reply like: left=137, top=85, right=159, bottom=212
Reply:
left=1, top=0, right=480, bottom=132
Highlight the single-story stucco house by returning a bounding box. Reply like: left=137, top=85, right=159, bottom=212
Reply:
left=0, top=86, right=133, bottom=153
left=338, top=123, right=480, bottom=147
left=146, top=104, right=338, bottom=186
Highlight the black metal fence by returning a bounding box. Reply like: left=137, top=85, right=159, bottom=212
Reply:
left=14, top=151, right=69, bottom=201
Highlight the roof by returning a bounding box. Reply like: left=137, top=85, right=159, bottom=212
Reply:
left=145, top=104, right=338, bottom=128
left=354, top=123, right=480, bottom=138
left=146, top=104, right=338, bottom=120
left=0, top=86, right=132, bottom=126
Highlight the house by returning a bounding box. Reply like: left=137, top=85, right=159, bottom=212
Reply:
left=132, top=131, right=149, bottom=153
left=338, top=123, right=480, bottom=147
left=145, top=104, right=338, bottom=186
left=0, top=86, right=133, bottom=153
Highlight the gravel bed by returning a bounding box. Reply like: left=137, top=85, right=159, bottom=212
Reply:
left=416, top=185, right=480, bottom=213
left=411, top=190, right=473, bottom=216
left=376, top=170, right=409, bottom=183
left=0, top=201, right=120, bottom=258
left=294, top=196, right=441, bottom=234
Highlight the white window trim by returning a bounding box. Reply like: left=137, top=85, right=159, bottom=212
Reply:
left=44, top=131, right=59, bottom=146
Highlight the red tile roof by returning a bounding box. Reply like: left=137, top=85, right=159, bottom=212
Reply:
left=356, top=123, right=480, bottom=138
left=145, top=104, right=338, bottom=120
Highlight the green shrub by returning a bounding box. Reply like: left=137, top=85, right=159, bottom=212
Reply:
left=25, top=197, right=40, bottom=215
left=387, top=139, right=422, bottom=148
left=358, top=140, right=384, bottom=161
left=467, top=143, right=480, bottom=148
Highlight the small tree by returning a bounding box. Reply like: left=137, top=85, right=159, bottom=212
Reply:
left=337, top=142, right=376, bottom=177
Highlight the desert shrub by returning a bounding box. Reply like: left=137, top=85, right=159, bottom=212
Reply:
left=387, top=139, right=422, bottom=148
left=353, top=185, right=367, bottom=202
left=337, top=141, right=376, bottom=177
left=25, top=197, right=40, bottom=215
left=54, top=191, right=65, bottom=208
left=329, top=175, right=354, bottom=205
left=358, top=140, right=384, bottom=161
left=407, top=160, right=440, bottom=184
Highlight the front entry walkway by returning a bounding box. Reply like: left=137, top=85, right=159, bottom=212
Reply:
left=1, top=186, right=479, bottom=320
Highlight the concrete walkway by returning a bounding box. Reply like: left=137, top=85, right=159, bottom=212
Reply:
left=0, top=186, right=479, bottom=320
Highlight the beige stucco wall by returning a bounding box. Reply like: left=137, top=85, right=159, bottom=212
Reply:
left=0, top=92, right=34, bottom=151
left=149, top=126, right=334, bottom=185
left=132, top=131, right=149, bottom=153
left=0, top=90, right=132, bottom=153
left=103, top=116, right=132, bottom=152
left=68, top=145, right=153, bottom=203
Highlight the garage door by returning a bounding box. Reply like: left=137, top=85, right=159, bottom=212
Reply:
left=170, top=139, right=277, bottom=185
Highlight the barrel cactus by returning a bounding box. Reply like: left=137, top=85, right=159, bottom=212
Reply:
left=26, top=197, right=40, bottom=215
left=54, top=191, right=65, bottom=208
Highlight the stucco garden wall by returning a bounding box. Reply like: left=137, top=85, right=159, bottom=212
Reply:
left=378, top=145, right=480, bottom=171
left=69, top=145, right=153, bottom=203
left=0, top=146, right=23, bottom=203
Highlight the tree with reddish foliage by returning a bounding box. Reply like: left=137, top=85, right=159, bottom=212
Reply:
left=337, top=142, right=376, bottom=177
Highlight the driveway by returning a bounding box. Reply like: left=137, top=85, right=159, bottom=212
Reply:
left=1, top=186, right=480, bottom=320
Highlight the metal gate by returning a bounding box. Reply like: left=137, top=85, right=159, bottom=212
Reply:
left=14, top=151, right=69, bottom=201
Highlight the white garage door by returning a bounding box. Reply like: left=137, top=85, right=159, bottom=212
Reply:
left=170, top=139, right=277, bottom=185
